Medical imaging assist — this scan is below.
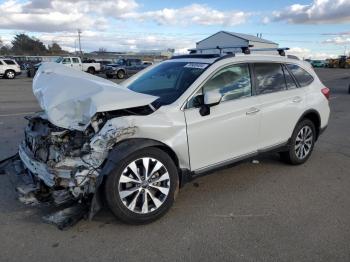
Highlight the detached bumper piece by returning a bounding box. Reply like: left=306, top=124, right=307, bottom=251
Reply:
left=0, top=154, right=91, bottom=230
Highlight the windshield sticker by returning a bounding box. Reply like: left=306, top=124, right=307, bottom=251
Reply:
left=184, top=63, right=209, bottom=69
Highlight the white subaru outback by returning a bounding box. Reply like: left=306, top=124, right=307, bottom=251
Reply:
left=0, top=52, right=330, bottom=228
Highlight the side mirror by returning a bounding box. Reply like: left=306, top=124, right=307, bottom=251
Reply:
left=199, top=90, right=222, bottom=116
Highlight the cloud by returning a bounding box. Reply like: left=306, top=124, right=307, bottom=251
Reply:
left=288, top=47, right=337, bottom=59
left=269, top=0, right=350, bottom=24
left=124, top=4, right=250, bottom=26
left=0, top=0, right=137, bottom=32
left=323, top=36, right=350, bottom=45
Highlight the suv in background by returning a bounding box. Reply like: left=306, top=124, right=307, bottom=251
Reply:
left=105, top=58, right=150, bottom=79
left=1, top=52, right=330, bottom=228
left=0, top=58, right=21, bottom=79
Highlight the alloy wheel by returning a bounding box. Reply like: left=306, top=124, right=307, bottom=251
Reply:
left=118, top=157, right=170, bottom=214
left=295, top=126, right=313, bottom=160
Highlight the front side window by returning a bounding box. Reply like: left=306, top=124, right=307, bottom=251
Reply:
left=72, top=58, right=80, bottom=63
left=254, top=63, right=286, bottom=94
left=286, top=64, right=314, bottom=87
left=0, top=60, right=3, bottom=65
left=4, top=59, right=16, bottom=65
left=202, top=64, right=252, bottom=102
left=125, top=62, right=208, bottom=107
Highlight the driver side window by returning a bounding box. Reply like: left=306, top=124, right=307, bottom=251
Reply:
left=188, top=64, right=252, bottom=108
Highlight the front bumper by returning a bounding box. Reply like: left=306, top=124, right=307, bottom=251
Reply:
left=0, top=147, right=101, bottom=230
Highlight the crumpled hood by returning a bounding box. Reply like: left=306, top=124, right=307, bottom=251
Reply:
left=33, top=63, right=157, bottom=130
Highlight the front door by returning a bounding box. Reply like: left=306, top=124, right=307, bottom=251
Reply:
left=184, top=63, right=261, bottom=171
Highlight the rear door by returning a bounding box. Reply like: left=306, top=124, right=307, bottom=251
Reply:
left=184, top=63, right=261, bottom=171
left=254, top=63, right=306, bottom=149
left=61, top=57, right=72, bottom=68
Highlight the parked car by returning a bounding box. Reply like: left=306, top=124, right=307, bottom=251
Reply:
left=0, top=58, right=21, bottom=79
left=27, top=56, right=101, bottom=77
left=339, top=56, right=350, bottom=69
left=0, top=52, right=330, bottom=228
left=310, top=60, right=326, bottom=68
left=105, top=58, right=150, bottom=79
left=98, top=60, right=113, bottom=72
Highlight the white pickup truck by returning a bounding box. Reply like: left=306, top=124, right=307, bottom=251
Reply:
left=27, top=56, right=101, bottom=77
left=56, top=57, right=101, bottom=74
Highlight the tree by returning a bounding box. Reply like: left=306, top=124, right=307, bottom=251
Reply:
left=11, top=33, right=47, bottom=55
left=48, top=42, right=67, bottom=55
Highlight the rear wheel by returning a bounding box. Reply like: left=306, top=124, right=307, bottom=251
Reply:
left=105, top=147, right=179, bottom=224
left=280, top=119, right=316, bottom=165
left=87, top=67, right=95, bottom=74
left=5, top=70, right=15, bottom=79
left=117, top=70, right=125, bottom=79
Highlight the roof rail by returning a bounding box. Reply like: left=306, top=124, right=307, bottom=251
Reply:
left=170, top=54, right=221, bottom=60
left=189, top=45, right=254, bottom=55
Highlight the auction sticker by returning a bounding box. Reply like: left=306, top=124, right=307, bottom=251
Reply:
left=184, top=63, right=209, bottom=69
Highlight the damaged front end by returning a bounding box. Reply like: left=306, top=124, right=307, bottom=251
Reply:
left=0, top=63, right=158, bottom=229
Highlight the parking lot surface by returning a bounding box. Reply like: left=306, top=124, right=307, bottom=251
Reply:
left=0, top=69, right=349, bottom=262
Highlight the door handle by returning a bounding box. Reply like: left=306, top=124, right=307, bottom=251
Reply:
left=246, top=107, right=260, bottom=115
left=292, top=96, right=302, bottom=103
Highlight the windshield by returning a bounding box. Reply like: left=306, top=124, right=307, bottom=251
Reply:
left=55, top=57, right=63, bottom=63
left=125, top=61, right=208, bottom=106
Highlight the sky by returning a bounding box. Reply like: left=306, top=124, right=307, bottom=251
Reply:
left=0, top=0, right=349, bottom=59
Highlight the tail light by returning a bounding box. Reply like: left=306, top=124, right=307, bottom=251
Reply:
left=321, top=87, right=330, bottom=100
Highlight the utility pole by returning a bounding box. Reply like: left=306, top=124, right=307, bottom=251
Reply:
left=78, top=29, right=82, bottom=56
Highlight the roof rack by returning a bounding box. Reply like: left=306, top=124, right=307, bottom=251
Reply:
left=187, top=46, right=291, bottom=57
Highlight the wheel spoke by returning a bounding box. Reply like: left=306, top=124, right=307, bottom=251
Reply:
left=141, top=191, right=148, bottom=213
left=147, top=190, right=162, bottom=208
left=120, top=187, right=140, bottom=199
left=150, top=184, right=169, bottom=195
left=128, top=190, right=141, bottom=211
left=149, top=161, right=163, bottom=177
left=152, top=172, right=170, bottom=183
left=142, top=158, right=150, bottom=179
left=128, top=162, right=141, bottom=181
left=120, top=174, right=140, bottom=184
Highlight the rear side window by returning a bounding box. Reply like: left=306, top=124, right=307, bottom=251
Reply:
left=286, top=64, right=314, bottom=87
left=282, top=65, right=298, bottom=89
left=0, top=60, right=3, bottom=65
left=254, top=63, right=286, bottom=94
left=4, top=59, right=16, bottom=65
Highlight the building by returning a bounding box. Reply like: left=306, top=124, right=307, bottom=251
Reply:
left=195, top=31, right=278, bottom=54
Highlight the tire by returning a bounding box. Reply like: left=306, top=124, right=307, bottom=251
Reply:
left=105, top=147, right=179, bottom=224
left=87, top=67, right=95, bottom=74
left=280, top=119, right=316, bottom=165
left=5, top=70, right=15, bottom=79
left=117, top=70, right=125, bottom=79
left=106, top=74, right=114, bottom=79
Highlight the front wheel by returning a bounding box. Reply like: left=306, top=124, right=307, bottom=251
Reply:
left=280, top=119, right=316, bottom=165
left=105, top=147, right=179, bottom=224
